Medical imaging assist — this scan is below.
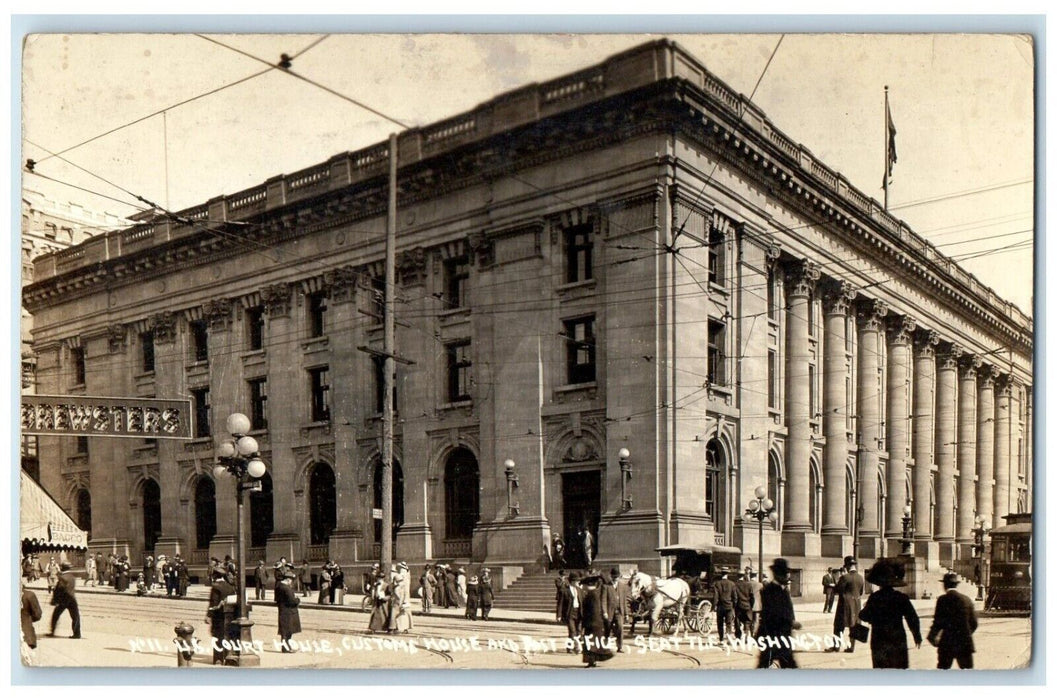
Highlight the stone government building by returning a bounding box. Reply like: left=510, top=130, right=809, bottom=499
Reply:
left=24, top=40, right=1032, bottom=597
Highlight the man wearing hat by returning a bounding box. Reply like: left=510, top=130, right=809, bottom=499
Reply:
left=858, top=557, right=922, bottom=669
left=927, top=572, right=978, bottom=669
left=831, top=555, right=864, bottom=652
left=604, top=567, right=630, bottom=653
left=822, top=567, right=838, bottom=613
left=275, top=569, right=301, bottom=652
left=562, top=571, right=584, bottom=649
left=254, top=559, right=268, bottom=601
left=48, top=563, right=82, bottom=639
left=479, top=568, right=495, bottom=621
left=734, top=571, right=755, bottom=638
left=205, top=566, right=236, bottom=665
left=711, top=568, right=737, bottom=642
left=756, top=558, right=800, bottom=668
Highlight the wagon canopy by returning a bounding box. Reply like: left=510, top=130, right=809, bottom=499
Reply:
left=20, top=470, right=87, bottom=551
left=657, top=543, right=742, bottom=555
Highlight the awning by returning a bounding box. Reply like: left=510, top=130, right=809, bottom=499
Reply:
left=20, top=470, right=87, bottom=550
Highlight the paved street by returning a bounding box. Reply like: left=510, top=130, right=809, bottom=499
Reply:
left=21, top=580, right=1031, bottom=671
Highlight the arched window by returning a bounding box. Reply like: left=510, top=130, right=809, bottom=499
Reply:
left=193, top=477, right=217, bottom=549
left=250, top=472, right=274, bottom=548
left=809, top=459, right=821, bottom=533
left=444, top=448, right=479, bottom=540
left=142, top=479, right=162, bottom=552
left=373, top=458, right=404, bottom=542
left=768, top=452, right=782, bottom=528
left=309, top=463, right=336, bottom=546
left=75, top=488, right=91, bottom=537
left=705, top=440, right=723, bottom=523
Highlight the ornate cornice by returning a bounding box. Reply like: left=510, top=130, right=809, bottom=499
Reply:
left=261, top=282, right=292, bottom=318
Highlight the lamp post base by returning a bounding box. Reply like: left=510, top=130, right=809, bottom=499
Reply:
left=224, top=618, right=260, bottom=667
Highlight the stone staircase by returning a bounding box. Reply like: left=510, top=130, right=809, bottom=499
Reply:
left=493, top=571, right=561, bottom=613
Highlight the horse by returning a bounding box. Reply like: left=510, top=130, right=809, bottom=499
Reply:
left=627, top=571, right=691, bottom=636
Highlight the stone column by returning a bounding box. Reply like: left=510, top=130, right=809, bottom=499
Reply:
left=933, top=343, right=960, bottom=555
left=911, top=329, right=938, bottom=545
left=782, top=259, right=819, bottom=540
left=975, top=365, right=998, bottom=532
left=821, top=279, right=854, bottom=554
left=884, top=316, right=915, bottom=542
left=955, top=354, right=980, bottom=554
left=855, top=298, right=888, bottom=558
left=993, top=375, right=1013, bottom=523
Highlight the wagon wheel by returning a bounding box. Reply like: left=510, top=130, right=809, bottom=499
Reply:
left=693, top=600, right=713, bottom=635
left=685, top=604, right=700, bottom=633
left=656, top=614, right=675, bottom=635
left=361, top=594, right=372, bottom=613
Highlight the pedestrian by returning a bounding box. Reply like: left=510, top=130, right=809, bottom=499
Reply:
left=367, top=569, right=389, bottom=634
left=48, top=562, right=82, bottom=639
left=756, top=558, right=800, bottom=668
left=445, top=565, right=458, bottom=608
left=563, top=571, right=583, bottom=650
left=45, top=557, right=59, bottom=594
left=605, top=567, right=629, bottom=653
left=318, top=562, right=332, bottom=605
left=928, top=572, right=978, bottom=669
left=155, top=555, right=166, bottom=591
left=253, top=559, right=267, bottom=601
left=275, top=570, right=302, bottom=652
left=822, top=567, right=837, bottom=612
left=465, top=575, right=480, bottom=620
left=734, top=571, right=755, bottom=637
left=94, top=553, right=104, bottom=586
left=455, top=567, right=468, bottom=607
left=831, top=555, right=864, bottom=652
left=858, top=557, right=922, bottom=669
left=21, top=582, right=42, bottom=649
left=163, top=557, right=174, bottom=596
left=143, top=555, right=154, bottom=591
left=478, top=568, right=494, bottom=621
left=579, top=570, right=614, bottom=668
left=391, top=562, right=414, bottom=633
left=331, top=564, right=346, bottom=605
left=135, top=573, right=149, bottom=596
left=552, top=533, right=567, bottom=570
left=582, top=528, right=595, bottom=568
left=84, top=554, right=97, bottom=587
left=419, top=564, right=435, bottom=613
left=298, top=559, right=311, bottom=597
left=712, top=568, right=737, bottom=642
left=116, top=556, right=130, bottom=592
left=205, top=566, right=236, bottom=665
left=176, top=556, right=190, bottom=597
left=748, top=571, right=764, bottom=635
left=105, top=553, right=115, bottom=587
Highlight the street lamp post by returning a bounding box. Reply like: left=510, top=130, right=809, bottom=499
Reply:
left=504, top=459, right=519, bottom=517
left=972, top=515, right=990, bottom=602
left=618, top=448, right=633, bottom=511
left=213, top=412, right=267, bottom=667
left=745, top=486, right=777, bottom=576
left=899, top=504, right=914, bottom=557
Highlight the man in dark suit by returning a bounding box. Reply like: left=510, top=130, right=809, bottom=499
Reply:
left=756, top=558, right=800, bottom=668
left=205, top=566, right=236, bottom=665
left=21, top=583, right=42, bottom=648
left=562, top=571, right=583, bottom=651
left=822, top=567, right=837, bottom=612
left=831, top=555, right=865, bottom=651
left=49, top=563, right=82, bottom=639
left=928, top=572, right=979, bottom=669
left=734, top=571, right=755, bottom=637
left=604, top=567, right=630, bottom=653
left=712, top=568, right=737, bottom=642
left=254, top=559, right=268, bottom=600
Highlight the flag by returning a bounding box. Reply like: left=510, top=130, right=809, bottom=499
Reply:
left=885, top=99, right=898, bottom=182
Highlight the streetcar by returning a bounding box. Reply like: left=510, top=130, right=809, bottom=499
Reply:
left=985, top=512, right=1032, bottom=613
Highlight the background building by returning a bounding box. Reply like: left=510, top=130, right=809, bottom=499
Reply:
left=23, top=40, right=1032, bottom=596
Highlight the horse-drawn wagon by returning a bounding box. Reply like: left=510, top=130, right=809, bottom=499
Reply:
left=627, top=542, right=743, bottom=636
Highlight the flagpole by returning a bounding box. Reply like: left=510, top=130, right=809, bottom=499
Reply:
left=883, top=85, right=889, bottom=210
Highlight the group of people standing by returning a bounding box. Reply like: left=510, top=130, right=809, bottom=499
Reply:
left=366, top=562, right=414, bottom=634
left=554, top=568, right=629, bottom=667
left=315, top=560, right=347, bottom=605
left=417, top=563, right=495, bottom=620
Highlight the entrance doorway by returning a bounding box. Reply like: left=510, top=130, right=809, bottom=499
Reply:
left=562, top=470, right=601, bottom=569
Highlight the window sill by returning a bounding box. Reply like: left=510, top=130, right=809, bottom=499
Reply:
left=67, top=383, right=86, bottom=394
left=187, top=437, right=214, bottom=449
left=708, top=282, right=730, bottom=297
left=134, top=371, right=156, bottom=381
left=439, top=399, right=473, bottom=411
left=437, top=306, right=470, bottom=318
left=302, top=336, right=330, bottom=351
left=556, top=278, right=596, bottom=293
left=241, top=349, right=266, bottom=360
left=556, top=381, right=597, bottom=394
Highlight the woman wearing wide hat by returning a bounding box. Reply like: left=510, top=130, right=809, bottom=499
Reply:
left=858, top=557, right=923, bottom=668
left=578, top=570, right=614, bottom=668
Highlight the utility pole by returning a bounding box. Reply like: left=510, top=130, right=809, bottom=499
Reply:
left=381, top=132, right=397, bottom=574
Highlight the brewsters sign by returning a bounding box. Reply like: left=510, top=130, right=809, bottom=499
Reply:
left=21, top=395, right=193, bottom=439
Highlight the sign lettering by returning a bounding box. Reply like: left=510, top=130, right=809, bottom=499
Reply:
left=21, top=395, right=193, bottom=439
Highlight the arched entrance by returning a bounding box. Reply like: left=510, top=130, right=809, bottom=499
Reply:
left=250, top=472, right=274, bottom=548
left=309, top=463, right=336, bottom=546
left=444, top=448, right=479, bottom=543
left=194, top=477, right=217, bottom=549
left=142, top=479, right=162, bottom=553
left=373, top=458, right=404, bottom=544
left=561, top=470, right=601, bottom=569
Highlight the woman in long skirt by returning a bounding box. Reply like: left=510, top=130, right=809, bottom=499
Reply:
left=465, top=576, right=480, bottom=620
left=579, top=572, right=615, bottom=668
left=275, top=572, right=301, bottom=652
left=367, top=574, right=389, bottom=634
left=392, top=563, right=414, bottom=633
left=478, top=570, right=494, bottom=621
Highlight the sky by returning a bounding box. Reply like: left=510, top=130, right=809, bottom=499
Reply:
left=20, top=32, right=1035, bottom=312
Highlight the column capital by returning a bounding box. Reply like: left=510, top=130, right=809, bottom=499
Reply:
left=937, top=342, right=963, bottom=371
left=149, top=311, right=177, bottom=345
left=260, top=282, right=292, bottom=318
left=912, top=328, right=939, bottom=357
left=996, top=373, right=1015, bottom=397
left=979, top=364, right=1001, bottom=389
left=204, top=298, right=233, bottom=331
left=764, top=241, right=782, bottom=267
left=323, top=265, right=359, bottom=303
left=821, top=278, right=857, bottom=316
left=784, top=258, right=820, bottom=298
left=885, top=315, right=917, bottom=345
left=855, top=298, right=889, bottom=331
left=959, top=353, right=982, bottom=379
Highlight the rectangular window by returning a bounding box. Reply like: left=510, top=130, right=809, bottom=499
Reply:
left=807, top=292, right=816, bottom=336
left=707, top=320, right=726, bottom=387
left=564, top=224, right=593, bottom=284
left=444, top=256, right=470, bottom=309
left=192, top=387, right=211, bottom=438
left=846, top=377, right=853, bottom=430
left=190, top=320, right=209, bottom=362
left=768, top=349, right=778, bottom=409
left=76, top=435, right=88, bottom=455
left=809, top=364, right=818, bottom=418
left=767, top=268, right=777, bottom=320
left=564, top=316, right=596, bottom=384
left=246, top=306, right=265, bottom=351
left=446, top=340, right=472, bottom=402
left=141, top=331, right=155, bottom=373
left=708, top=227, right=724, bottom=286
left=307, top=291, right=327, bottom=338
left=71, top=346, right=86, bottom=386
left=309, top=366, right=330, bottom=422
left=249, top=378, right=268, bottom=431
left=1017, top=438, right=1025, bottom=478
